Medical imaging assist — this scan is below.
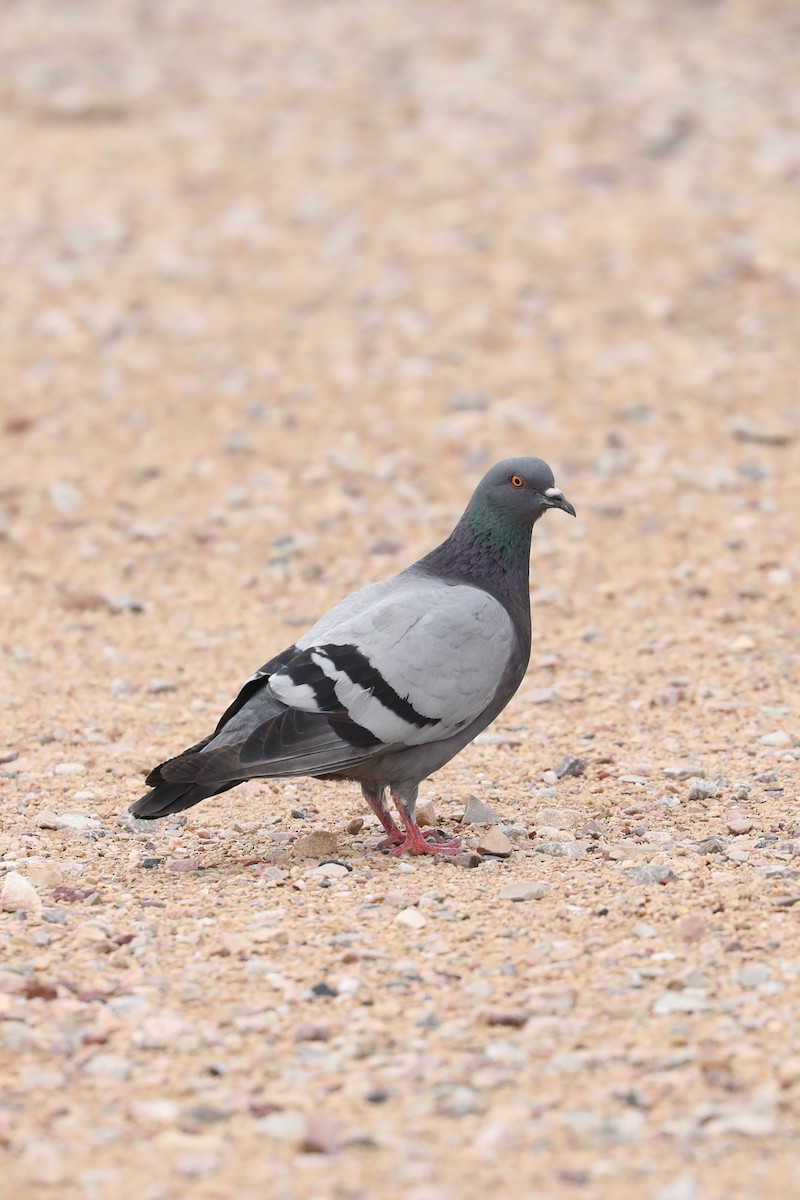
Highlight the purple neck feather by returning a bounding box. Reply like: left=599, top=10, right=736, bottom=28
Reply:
left=419, top=498, right=534, bottom=626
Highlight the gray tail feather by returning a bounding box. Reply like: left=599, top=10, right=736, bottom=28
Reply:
left=129, top=779, right=239, bottom=819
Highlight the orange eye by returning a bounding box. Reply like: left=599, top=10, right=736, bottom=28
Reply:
left=510, top=475, right=524, bottom=488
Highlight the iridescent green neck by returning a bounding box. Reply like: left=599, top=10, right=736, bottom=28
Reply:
left=418, top=496, right=534, bottom=622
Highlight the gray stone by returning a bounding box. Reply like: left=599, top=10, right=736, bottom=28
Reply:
left=452, top=852, right=482, bottom=868
left=737, top=963, right=770, bottom=989
left=627, top=864, right=676, bottom=884
left=435, top=1085, right=478, bottom=1117
left=694, top=836, right=729, bottom=855
left=553, top=754, right=587, bottom=778
left=663, top=765, right=704, bottom=781
left=148, top=677, right=178, bottom=693
left=533, top=841, right=586, bottom=859
left=84, top=1053, right=132, bottom=1080
left=688, top=779, right=716, bottom=800
left=653, top=990, right=711, bottom=1015
left=461, top=795, right=500, bottom=825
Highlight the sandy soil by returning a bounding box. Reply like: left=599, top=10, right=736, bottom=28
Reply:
left=1, top=2, right=799, bottom=1197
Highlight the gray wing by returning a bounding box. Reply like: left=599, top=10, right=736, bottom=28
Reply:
left=269, top=573, right=517, bottom=747
left=155, top=573, right=516, bottom=789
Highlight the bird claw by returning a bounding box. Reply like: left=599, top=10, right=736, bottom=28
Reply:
left=375, top=832, right=405, bottom=850
left=387, top=829, right=462, bottom=856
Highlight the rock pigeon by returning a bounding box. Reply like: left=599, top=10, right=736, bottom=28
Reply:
left=130, top=457, right=575, bottom=855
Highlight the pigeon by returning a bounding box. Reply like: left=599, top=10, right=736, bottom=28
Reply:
left=130, top=457, right=575, bottom=855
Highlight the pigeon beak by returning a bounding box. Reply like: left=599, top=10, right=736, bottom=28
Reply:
left=544, top=488, right=576, bottom=518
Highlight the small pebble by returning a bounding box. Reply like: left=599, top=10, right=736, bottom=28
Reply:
left=484, top=1009, right=529, bottom=1028
left=652, top=990, right=711, bottom=1015
left=18, top=1140, right=64, bottom=1186
left=394, top=906, right=427, bottom=930
left=416, top=799, right=437, bottom=827
left=292, top=831, right=339, bottom=859
left=256, top=1111, right=305, bottom=1140
left=627, top=865, right=676, bottom=884
left=165, top=858, right=200, bottom=872
left=461, top=795, right=500, bottom=825
left=536, top=807, right=583, bottom=829
left=476, top=828, right=512, bottom=858
left=306, top=862, right=349, bottom=880
left=737, top=963, right=770, bottom=989
left=674, top=913, right=706, bottom=943
left=293, top=1023, right=330, bottom=1043
left=50, top=812, right=102, bottom=831
left=727, top=813, right=754, bottom=835
left=553, top=754, right=587, bottom=778
left=758, top=730, right=791, bottom=747
left=84, top=1054, right=133, bottom=1081
left=452, top=852, right=482, bottom=868
left=500, top=881, right=547, bottom=902
left=688, top=780, right=716, bottom=800
left=148, top=677, right=178, bottom=693
left=436, top=1086, right=478, bottom=1117
left=777, top=1057, right=800, bottom=1088
left=654, top=1177, right=706, bottom=1200
left=663, top=765, right=704, bottom=781
left=726, top=848, right=749, bottom=863
left=298, top=1115, right=339, bottom=1154
left=131, top=1099, right=180, bottom=1124
left=1, top=871, right=42, bottom=914
left=533, top=841, right=586, bottom=859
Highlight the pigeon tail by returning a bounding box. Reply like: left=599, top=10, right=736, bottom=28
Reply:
left=129, top=778, right=238, bottom=819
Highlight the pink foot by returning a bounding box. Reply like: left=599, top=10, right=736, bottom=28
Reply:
left=376, top=831, right=405, bottom=850
left=388, top=827, right=462, bottom=856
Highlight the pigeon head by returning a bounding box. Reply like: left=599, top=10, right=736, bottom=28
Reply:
left=473, top=456, right=576, bottom=524
left=420, top=455, right=574, bottom=604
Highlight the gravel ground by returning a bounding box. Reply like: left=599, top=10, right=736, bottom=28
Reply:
left=1, top=2, right=799, bottom=1198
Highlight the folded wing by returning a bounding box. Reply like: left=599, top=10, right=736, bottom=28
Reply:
left=158, top=572, right=515, bottom=788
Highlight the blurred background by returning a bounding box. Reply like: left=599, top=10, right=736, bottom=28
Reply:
left=2, top=0, right=798, bottom=728
left=2, top=5, right=800, bottom=1197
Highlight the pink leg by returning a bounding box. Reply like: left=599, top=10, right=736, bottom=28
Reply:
left=389, top=794, right=461, bottom=857
left=361, top=783, right=404, bottom=848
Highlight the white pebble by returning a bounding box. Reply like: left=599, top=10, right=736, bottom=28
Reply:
left=1, top=871, right=42, bottom=913
left=758, top=730, right=791, bottom=747
left=500, top=881, right=548, bottom=902
left=394, top=906, right=427, bottom=930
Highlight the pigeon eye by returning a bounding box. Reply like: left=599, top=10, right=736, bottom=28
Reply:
left=510, top=475, right=524, bottom=488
